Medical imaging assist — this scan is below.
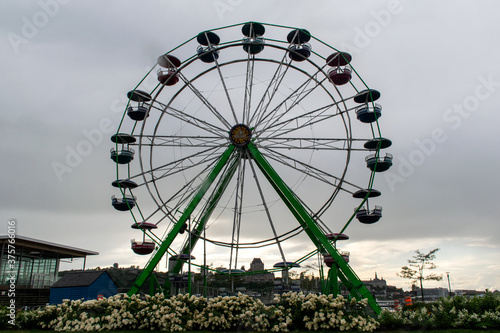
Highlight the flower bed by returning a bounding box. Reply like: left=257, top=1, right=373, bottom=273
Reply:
left=12, top=291, right=499, bottom=331
left=378, top=291, right=500, bottom=330
left=13, top=292, right=378, bottom=332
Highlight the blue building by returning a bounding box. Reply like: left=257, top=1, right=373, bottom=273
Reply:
left=0, top=235, right=98, bottom=307
left=49, top=270, right=117, bottom=304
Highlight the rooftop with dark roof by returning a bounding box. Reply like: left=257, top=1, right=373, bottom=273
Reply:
left=0, top=235, right=98, bottom=259
left=51, top=271, right=113, bottom=288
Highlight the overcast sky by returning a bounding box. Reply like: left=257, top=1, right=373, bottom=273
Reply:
left=1, top=1, right=499, bottom=292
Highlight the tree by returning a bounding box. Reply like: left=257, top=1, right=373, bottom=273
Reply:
left=398, top=248, right=443, bottom=302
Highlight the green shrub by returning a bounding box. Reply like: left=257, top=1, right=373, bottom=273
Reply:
left=15, top=292, right=378, bottom=332
left=378, top=291, right=500, bottom=330
left=0, top=304, right=20, bottom=329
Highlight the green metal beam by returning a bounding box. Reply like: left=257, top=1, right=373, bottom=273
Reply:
left=171, top=156, right=240, bottom=275
left=247, top=142, right=381, bottom=315
left=128, top=145, right=236, bottom=296
left=149, top=273, right=161, bottom=295
left=326, top=266, right=339, bottom=296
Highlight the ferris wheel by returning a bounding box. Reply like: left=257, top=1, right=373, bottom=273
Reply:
left=110, top=22, right=392, bottom=314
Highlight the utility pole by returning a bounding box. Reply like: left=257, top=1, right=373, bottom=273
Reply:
left=446, top=272, right=452, bottom=295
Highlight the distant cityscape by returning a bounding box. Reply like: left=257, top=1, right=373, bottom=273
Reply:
left=90, top=258, right=496, bottom=305
left=1, top=233, right=495, bottom=308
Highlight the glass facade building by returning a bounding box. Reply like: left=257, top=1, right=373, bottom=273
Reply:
left=0, top=257, right=58, bottom=288
left=0, top=235, right=98, bottom=289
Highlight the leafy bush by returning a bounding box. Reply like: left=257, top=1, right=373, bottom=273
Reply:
left=0, top=305, right=14, bottom=329
left=16, top=291, right=499, bottom=331
left=14, top=292, right=378, bottom=332
left=378, top=291, right=500, bottom=330
left=273, top=292, right=378, bottom=331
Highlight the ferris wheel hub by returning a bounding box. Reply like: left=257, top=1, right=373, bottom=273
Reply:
left=229, top=124, right=252, bottom=147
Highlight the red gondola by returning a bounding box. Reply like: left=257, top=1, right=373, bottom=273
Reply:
left=131, top=240, right=155, bottom=255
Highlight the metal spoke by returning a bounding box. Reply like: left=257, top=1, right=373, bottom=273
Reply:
left=213, top=55, right=239, bottom=124
left=177, top=71, right=232, bottom=129
left=247, top=157, right=288, bottom=265
left=243, top=54, right=255, bottom=124
left=133, top=146, right=222, bottom=184
left=229, top=156, right=246, bottom=270
left=255, top=71, right=322, bottom=133
left=139, top=151, right=223, bottom=218
left=260, top=146, right=364, bottom=194
left=138, top=135, right=226, bottom=148
left=150, top=101, right=227, bottom=137
left=249, top=52, right=291, bottom=126
left=260, top=104, right=355, bottom=141
left=256, top=137, right=370, bottom=151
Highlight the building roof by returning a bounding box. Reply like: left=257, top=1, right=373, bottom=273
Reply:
left=51, top=270, right=114, bottom=288
left=0, top=235, right=98, bottom=259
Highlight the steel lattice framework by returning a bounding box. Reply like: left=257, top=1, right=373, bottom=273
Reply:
left=110, top=22, right=393, bottom=315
